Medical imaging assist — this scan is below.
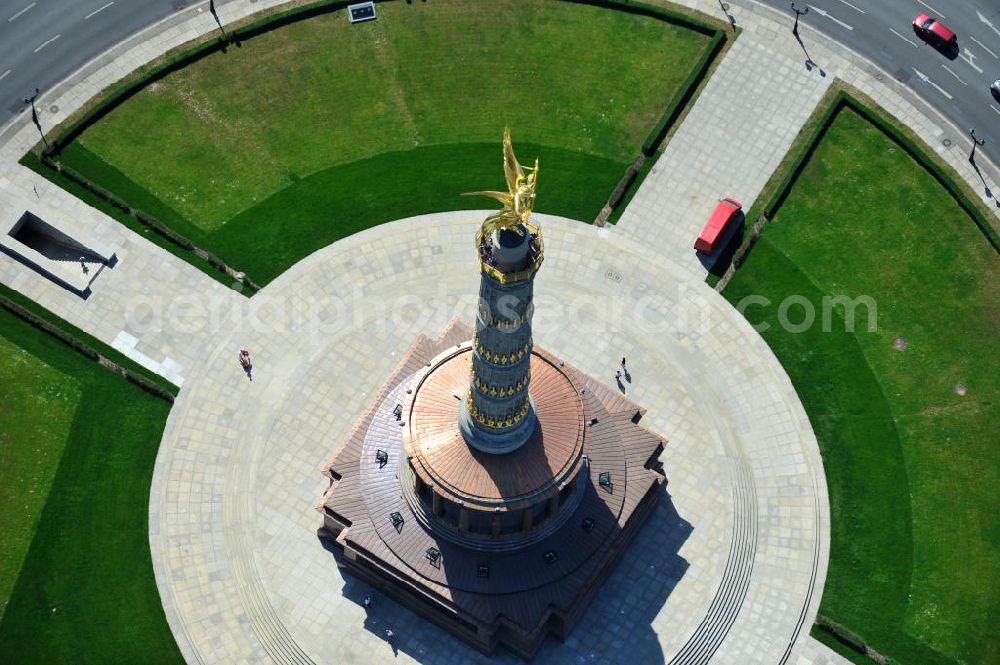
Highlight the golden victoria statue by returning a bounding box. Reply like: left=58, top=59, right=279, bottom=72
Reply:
left=464, top=127, right=538, bottom=237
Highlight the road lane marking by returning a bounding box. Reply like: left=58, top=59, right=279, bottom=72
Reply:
left=958, top=49, right=984, bottom=74
left=992, top=105, right=1000, bottom=117
left=836, top=0, right=865, bottom=13
left=85, top=2, right=115, bottom=20
left=0, top=69, right=10, bottom=83
left=33, top=34, right=61, bottom=53
left=970, top=36, right=998, bottom=59
left=889, top=28, right=918, bottom=47
left=917, top=0, right=945, bottom=19
left=913, top=67, right=953, bottom=99
left=808, top=5, right=853, bottom=30
left=978, top=11, right=1000, bottom=38
left=8, top=2, right=36, bottom=22
left=941, top=64, right=967, bottom=85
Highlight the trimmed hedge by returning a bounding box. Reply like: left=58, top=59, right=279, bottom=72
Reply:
left=37, top=153, right=260, bottom=292
left=746, top=88, right=847, bottom=224
left=641, top=28, right=725, bottom=155
left=45, top=0, right=355, bottom=155
left=814, top=615, right=896, bottom=665
left=0, top=281, right=178, bottom=400
left=44, top=0, right=730, bottom=162
left=18, top=151, right=238, bottom=289
left=847, top=97, right=1000, bottom=253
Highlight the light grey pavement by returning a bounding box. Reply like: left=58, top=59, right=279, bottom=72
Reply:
left=0, top=0, right=222, bottom=124
left=150, top=211, right=832, bottom=665
left=0, top=164, right=243, bottom=386
left=2, top=0, right=992, bottom=663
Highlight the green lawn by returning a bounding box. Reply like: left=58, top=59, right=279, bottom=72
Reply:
left=60, top=0, right=711, bottom=283
left=0, top=337, right=81, bottom=623
left=723, top=107, right=1000, bottom=664
left=0, top=307, right=181, bottom=663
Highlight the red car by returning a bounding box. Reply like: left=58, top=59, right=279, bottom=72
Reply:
left=913, top=13, right=956, bottom=46
left=695, top=198, right=742, bottom=255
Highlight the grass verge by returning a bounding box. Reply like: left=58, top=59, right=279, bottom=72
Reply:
left=54, top=142, right=625, bottom=285
left=0, top=303, right=181, bottom=663
left=722, top=106, right=1000, bottom=664
left=0, top=336, right=81, bottom=624
left=36, top=0, right=723, bottom=285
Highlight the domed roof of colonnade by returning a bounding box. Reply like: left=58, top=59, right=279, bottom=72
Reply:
left=404, top=347, right=587, bottom=507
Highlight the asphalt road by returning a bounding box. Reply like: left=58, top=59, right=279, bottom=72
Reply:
left=0, top=0, right=998, bottom=154
left=752, top=0, right=1000, bottom=149
left=0, top=0, right=181, bottom=122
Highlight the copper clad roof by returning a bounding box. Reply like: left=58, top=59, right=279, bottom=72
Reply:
left=404, top=348, right=587, bottom=508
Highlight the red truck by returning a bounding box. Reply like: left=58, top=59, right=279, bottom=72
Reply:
left=695, top=197, right=742, bottom=255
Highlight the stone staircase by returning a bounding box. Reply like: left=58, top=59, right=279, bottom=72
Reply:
left=668, top=456, right=758, bottom=664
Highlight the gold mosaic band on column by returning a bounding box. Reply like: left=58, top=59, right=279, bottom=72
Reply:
left=471, top=366, right=531, bottom=398
left=465, top=392, right=532, bottom=430
left=473, top=334, right=532, bottom=365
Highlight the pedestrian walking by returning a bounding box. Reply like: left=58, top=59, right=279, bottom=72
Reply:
left=384, top=628, right=394, bottom=642
left=239, top=348, right=253, bottom=381
left=621, top=356, right=627, bottom=369
left=614, top=370, right=622, bottom=382
left=363, top=594, right=373, bottom=609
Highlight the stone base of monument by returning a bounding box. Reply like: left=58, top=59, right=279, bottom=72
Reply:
left=318, top=318, right=666, bottom=659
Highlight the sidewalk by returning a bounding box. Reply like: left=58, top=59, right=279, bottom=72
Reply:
left=0, top=164, right=243, bottom=386
left=617, top=0, right=1000, bottom=280
left=615, top=7, right=832, bottom=279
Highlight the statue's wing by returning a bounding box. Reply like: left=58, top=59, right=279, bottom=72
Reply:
left=502, top=127, right=523, bottom=194
left=462, top=190, right=511, bottom=206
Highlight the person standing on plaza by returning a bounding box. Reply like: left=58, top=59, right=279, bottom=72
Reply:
left=239, top=348, right=252, bottom=381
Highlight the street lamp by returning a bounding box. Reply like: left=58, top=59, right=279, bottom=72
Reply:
left=209, top=0, right=227, bottom=38
left=969, top=127, right=985, bottom=162
left=23, top=87, right=50, bottom=151
left=717, top=0, right=736, bottom=31
left=790, top=1, right=809, bottom=34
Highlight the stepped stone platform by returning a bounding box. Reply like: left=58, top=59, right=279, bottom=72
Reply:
left=318, top=319, right=666, bottom=658
left=150, top=212, right=830, bottom=665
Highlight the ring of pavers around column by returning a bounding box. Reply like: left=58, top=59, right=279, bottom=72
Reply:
left=150, top=211, right=829, bottom=664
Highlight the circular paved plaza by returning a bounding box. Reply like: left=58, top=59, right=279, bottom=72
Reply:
left=150, top=211, right=829, bottom=664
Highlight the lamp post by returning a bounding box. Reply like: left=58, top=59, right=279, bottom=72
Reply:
left=790, top=1, right=809, bottom=35
left=717, top=0, right=736, bottom=31
left=969, top=127, right=985, bottom=162
left=23, top=88, right=50, bottom=151
left=209, top=0, right=227, bottom=38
